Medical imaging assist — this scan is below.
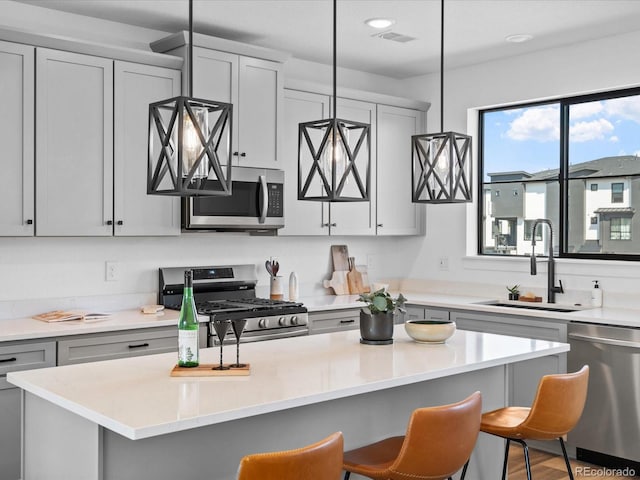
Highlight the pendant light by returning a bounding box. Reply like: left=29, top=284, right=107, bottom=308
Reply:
left=148, top=0, right=233, bottom=197
left=411, top=0, right=472, bottom=203
left=298, top=0, right=371, bottom=202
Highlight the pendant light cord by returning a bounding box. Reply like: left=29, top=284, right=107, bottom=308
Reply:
left=189, top=0, right=193, bottom=98
left=332, top=0, right=337, bottom=119
left=440, top=0, right=444, bottom=132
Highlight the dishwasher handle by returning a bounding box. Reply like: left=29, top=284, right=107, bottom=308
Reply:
left=568, top=332, right=640, bottom=349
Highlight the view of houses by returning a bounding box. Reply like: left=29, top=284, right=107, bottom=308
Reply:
left=483, top=155, right=639, bottom=255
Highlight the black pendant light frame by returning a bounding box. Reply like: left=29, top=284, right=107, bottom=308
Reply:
left=411, top=0, right=472, bottom=204
left=148, top=0, right=233, bottom=197
left=298, top=0, right=371, bottom=202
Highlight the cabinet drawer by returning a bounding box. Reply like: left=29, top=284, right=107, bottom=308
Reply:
left=309, top=309, right=360, bottom=335
left=450, top=311, right=566, bottom=342
left=57, top=327, right=177, bottom=365
left=0, top=340, right=56, bottom=380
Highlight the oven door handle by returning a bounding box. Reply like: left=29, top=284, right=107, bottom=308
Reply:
left=569, top=332, right=640, bottom=349
left=258, top=174, right=267, bottom=224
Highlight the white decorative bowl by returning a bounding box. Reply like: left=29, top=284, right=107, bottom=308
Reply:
left=404, top=320, right=456, bottom=343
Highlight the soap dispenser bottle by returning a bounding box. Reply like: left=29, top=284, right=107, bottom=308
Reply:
left=591, top=280, right=603, bottom=307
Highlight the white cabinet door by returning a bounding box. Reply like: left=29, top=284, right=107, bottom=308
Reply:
left=376, top=105, right=425, bottom=235
left=114, top=61, right=181, bottom=236
left=0, top=41, right=34, bottom=236
left=329, top=98, right=377, bottom=236
left=191, top=46, right=237, bottom=166
left=238, top=57, right=283, bottom=169
left=36, top=49, right=113, bottom=236
left=280, top=89, right=329, bottom=236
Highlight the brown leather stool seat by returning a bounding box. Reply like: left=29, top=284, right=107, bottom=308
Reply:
left=480, top=366, right=589, bottom=480
left=342, top=391, right=482, bottom=480
left=237, top=431, right=344, bottom=480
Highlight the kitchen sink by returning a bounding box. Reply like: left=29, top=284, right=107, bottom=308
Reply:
left=474, top=300, right=586, bottom=313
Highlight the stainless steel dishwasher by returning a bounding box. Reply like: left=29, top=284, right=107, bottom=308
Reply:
left=568, top=321, right=640, bottom=470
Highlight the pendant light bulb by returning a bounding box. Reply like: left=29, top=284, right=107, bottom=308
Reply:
left=323, top=129, right=349, bottom=183
left=182, top=107, right=208, bottom=179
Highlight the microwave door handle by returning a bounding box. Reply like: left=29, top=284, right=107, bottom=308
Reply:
left=258, top=174, right=267, bottom=224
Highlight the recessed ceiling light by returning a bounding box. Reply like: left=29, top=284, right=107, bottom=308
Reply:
left=365, top=18, right=396, bottom=29
left=505, top=34, right=534, bottom=43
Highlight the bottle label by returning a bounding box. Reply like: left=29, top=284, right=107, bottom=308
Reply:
left=178, top=330, right=199, bottom=365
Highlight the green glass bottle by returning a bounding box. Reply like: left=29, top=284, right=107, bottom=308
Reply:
left=178, top=270, right=199, bottom=367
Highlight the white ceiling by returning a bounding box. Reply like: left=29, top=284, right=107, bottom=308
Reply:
left=13, top=0, right=640, bottom=79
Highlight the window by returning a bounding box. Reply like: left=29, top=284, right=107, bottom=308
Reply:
left=480, top=87, right=640, bottom=259
left=612, top=183, right=624, bottom=203
left=610, top=217, right=631, bottom=240
left=524, top=220, right=544, bottom=241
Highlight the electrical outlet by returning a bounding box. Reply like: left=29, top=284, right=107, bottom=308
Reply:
left=438, top=257, right=449, bottom=271
left=105, top=261, right=120, bottom=281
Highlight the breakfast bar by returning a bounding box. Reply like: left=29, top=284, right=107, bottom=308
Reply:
left=8, top=326, right=569, bottom=480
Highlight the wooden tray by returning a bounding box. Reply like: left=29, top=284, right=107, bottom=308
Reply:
left=170, top=364, right=251, bottom=377
left=519, top=296, right=542, bottom=302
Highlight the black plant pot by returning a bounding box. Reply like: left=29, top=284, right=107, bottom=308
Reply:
left=359, top=311, right=394, bottom=345
left=508, top=293, right=520, bottom=301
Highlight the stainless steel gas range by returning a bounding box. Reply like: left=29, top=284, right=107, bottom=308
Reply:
left=159, top=265, right=308, bottom=346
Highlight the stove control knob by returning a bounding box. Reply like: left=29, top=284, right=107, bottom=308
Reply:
left=278, top=317, right=287, bottom=326
left=258, top=318, right=269, bottom=329
left=290, top=316, right=298, bottom=326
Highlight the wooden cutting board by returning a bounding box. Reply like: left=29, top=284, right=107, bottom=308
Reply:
left=347, top=257, right=366, bottom=294
left=323, top=270, right=349, bottom=295
left=331, top=245, right=350, bottom=272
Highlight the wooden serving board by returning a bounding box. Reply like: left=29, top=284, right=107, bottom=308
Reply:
left=170, top=364, right=251, bottom=377
left=347, top=263, right=366, bottom=294
left=323, top=270, right=349, bottom=295
left=331, top=245, right=350, bottom=271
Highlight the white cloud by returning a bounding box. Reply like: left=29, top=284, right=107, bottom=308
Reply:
left=570, top=119, right=614, bottom=142
left=506, top=106, right=559, bottom=142
left=571, top=102, right=603, bottom=119
left=604, top=96, right=640, bottom=123
left=609, top=135, right=619, bottom=142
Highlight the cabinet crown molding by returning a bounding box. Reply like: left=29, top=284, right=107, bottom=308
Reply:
left=150, top=31, right=290, bottom=64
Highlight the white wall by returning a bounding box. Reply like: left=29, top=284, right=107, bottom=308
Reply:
left=400, top=30, right=640, bottom=305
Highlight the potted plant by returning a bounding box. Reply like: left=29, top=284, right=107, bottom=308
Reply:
left=358, top=289, right=407, bottom=345
left=507, top=284, right=520, bottom=301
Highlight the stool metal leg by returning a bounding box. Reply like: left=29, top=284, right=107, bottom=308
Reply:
left=559, top=437, right=575, bottom=480
left=460, top=459, right=470, bottom=480
left=501, top=439, right=511, bottom=480
left=343, top=471, right=351, bottom=480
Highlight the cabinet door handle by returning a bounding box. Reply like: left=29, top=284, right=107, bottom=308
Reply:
left=322, top=223, right=330, bottom=227
left=330, top=223, right=337, bottom=227
left=106, top=220, right=113, bottom=226
left=233, top=152, right=239, bottom=156
left=128, top=343, right=150, bottom=349
left=377, top=224, right=383, bottom=227
left=117, top=220, right=124, bottom=226
left=0, top=357, right=17, bottom=363
left=26, top=219, right=33, bottom=225
left=240, top=152, right=247, bottom=157
left=339, top=319, right=355, bottom=324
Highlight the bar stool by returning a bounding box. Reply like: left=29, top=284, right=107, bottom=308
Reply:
left=237, top=431, right=343, bottom=480
left=480, top=365, right=589, bottom=480
left=342, top=391, right=482, bottom=480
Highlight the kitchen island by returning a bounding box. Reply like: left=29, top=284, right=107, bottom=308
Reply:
left=8, top=325, right=569, bottom=480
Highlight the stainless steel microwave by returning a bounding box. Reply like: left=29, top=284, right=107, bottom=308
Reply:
left=182, top=167, right=284, bottom=232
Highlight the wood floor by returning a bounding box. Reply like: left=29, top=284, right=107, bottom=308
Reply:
left=507, top=445, right=636, bottom=480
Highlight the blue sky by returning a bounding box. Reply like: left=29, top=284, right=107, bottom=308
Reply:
left=482, top=95, right=640, bottom=181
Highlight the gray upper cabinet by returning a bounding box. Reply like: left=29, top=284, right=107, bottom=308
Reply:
left=36, top=48, right=114, bottom=236
left=113, top=61, right=181, bottom=236
left=280, top=89, right=330, bottom=236
left=0, top=41, right=34, bottom=236
left=175, top=45, right=283, bottom=170
left=376, top=105, right=425, bottom=235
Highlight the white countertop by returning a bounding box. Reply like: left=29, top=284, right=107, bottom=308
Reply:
left=8, top=326, right=569, bottom=440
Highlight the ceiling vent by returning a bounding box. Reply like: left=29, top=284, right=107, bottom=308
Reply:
left=372, top=31, right=417, bottom=43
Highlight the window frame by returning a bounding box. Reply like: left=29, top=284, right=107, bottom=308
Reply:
left=611, top=182, right=624, bottom=203
left=610, top=217, right=632, bottom=241
left=478, top=86, right=640, bottom=261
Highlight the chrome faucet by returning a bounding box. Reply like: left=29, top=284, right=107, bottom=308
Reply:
left=530, top=219, right=564, bottom=303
